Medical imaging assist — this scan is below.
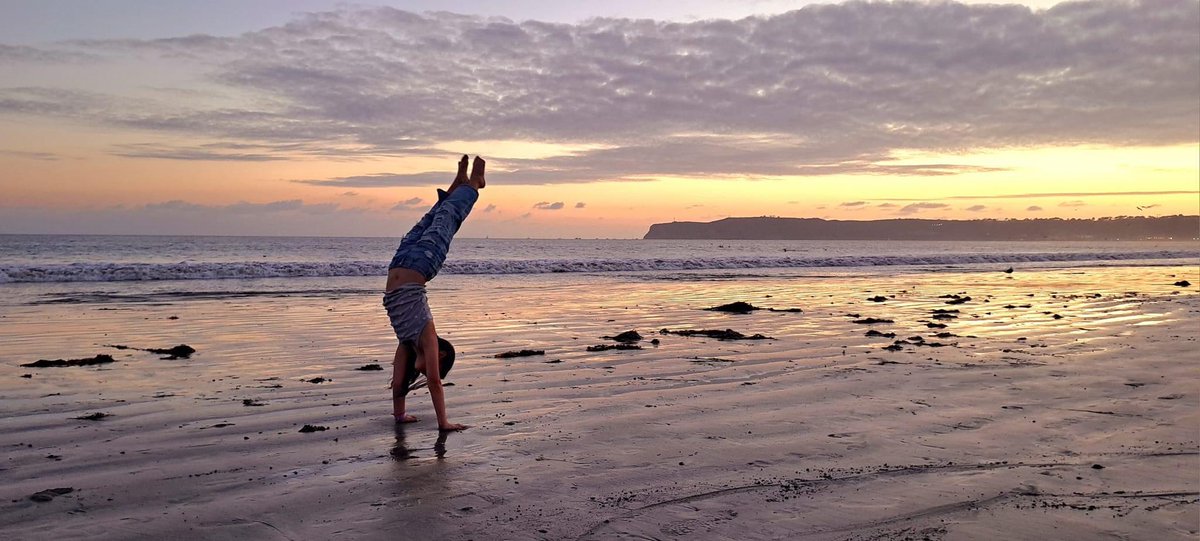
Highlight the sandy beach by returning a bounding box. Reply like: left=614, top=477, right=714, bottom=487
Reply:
left=1, top=264, right=1197, bottom=540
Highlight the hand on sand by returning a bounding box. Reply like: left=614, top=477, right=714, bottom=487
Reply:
left=396, top=414, right=419, bottom=423
left=438, top=422, right=470, bottom=432
left=468, top=156, right=485, bottom=190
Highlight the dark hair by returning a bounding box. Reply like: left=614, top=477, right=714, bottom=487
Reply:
left=399, top=337, right=456, bottom=395
left=436, top=336, right=455, bottom=379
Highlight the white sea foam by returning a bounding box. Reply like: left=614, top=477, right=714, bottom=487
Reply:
left=0, top=250, right=1196, bottom=283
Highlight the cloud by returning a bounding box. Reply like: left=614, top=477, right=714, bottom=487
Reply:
left=225, top=200, right=305, bottom=213
left=879, top=190, right=1198, bottom=202
left=140, top=199, right=356, bottom=215
left=1, top=0, right=1194, bottom=181
left=898, top=202, right=951, bottom=214
left=839, top=201, right=868, bottom=207
left=575, top=202, right=586, bottom=208
left=533, top=201, right=565, bottom=210
left=111, top=143, right=288, bottom=161
left=390, top=197, right=424, bottom=211
left=965, top=204, right=988, bottom=212
left=1027, top=205, right=1043, bottom=211
left=0, top=201, right=390, bottom=236
left=144, top=200, right=207, bottom=212
left=0, top=44, right=97, bottom=64
left=341, top=191, right=359, bottom=197
left=482, top=203, right=497, bottom=213
left=876, top=202, right=898, bottom=208
left=1059, top=200, right=1087, bottom=208
left=0, top=149, right=61, bottom=161
left=296, top=172, right=448, bottom=187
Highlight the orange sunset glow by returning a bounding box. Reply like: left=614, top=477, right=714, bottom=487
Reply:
left=1, top=0, right=1196, bottom=238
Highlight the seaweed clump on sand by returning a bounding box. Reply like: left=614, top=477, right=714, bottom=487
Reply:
left=29, top=488, right=74, bottom=502
left=586, top=344, right=643, bottom=352
left=602, top=330, right=643, bottom=342
left=74, top=412, right=110, bottom=421
left=659, top=328, right=773, bottom=341
left=356, top=364, right=384, bottom=371
left=146, top=345, right=196, bottom=359
left=851, top=318, right=894, bottom=325
left=705, top=302, right=761, bottom=314
left=22, top=354, right=115, bottom=368
left=495, top=350, right=545, bottom=359
left=107, top=344, right=196, bottom=359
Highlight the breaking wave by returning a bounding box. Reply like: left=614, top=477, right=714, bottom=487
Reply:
left=1, top=250, right=1196, bottom=284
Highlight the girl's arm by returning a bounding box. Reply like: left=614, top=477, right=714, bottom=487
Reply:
left=391, top=344, right=417, bottom=422
left=420, top=323, right=468, bottom=431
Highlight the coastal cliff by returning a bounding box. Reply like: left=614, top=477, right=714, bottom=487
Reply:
left=643, top=216, right=1199, bottom=241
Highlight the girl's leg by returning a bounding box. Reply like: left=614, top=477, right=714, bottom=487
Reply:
left=399, top=186, right=479, bottom=281
left=388, top=156, right=471, bottom=269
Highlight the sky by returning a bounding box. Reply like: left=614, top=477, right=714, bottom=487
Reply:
left=0, top=0, right=1196, bottom=238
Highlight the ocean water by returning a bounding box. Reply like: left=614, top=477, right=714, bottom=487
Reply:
left=0, top=234, right=1196, bottom=306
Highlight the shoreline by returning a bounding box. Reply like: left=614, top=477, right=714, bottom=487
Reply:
left=1, top=264, right=1197, bottom=539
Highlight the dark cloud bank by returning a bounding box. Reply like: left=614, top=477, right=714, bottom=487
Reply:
left=1, top=0, right=1196, bottom=185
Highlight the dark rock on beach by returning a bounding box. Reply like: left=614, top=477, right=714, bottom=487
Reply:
left=926, top=322, right=948, bottom=329
left=21, top=354, right=115, bottom=368
left=495, top=349, right=545, bottom=359
left=299, top=425, right=328, bottom=433
left=943, top=295, right=972, bottom=305
left=931, top=313, right=957, bottom=320
left=866, top=296, right=888, bottom=303
left=883, top=343, right=904, bottom=352
left=304, top=377, right=328, bottom=384
left=242, top=399, right=266, bottom=407
left=356, top=364, right=384, bottom=371
left=586, top=344, right=643, bottom=352
left=705, top=301, right=760, bottom=314
left=1174, top=280, right=1191, bottom=287
left=659, top=328, right=773, bottom=340
left=29, top=487, right=74, bottom=503
left=603, top=330, right=643, bottom=343
left=766, top=307, right=804, bottom=313
left=864, top=330, right=897, bottom=338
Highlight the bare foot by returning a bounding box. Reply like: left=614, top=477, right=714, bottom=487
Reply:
left=468, top=156, right=486, bottom=190
left=448, top=154, right=469, bottom=192
left=395, top=414, right=419, bottom=423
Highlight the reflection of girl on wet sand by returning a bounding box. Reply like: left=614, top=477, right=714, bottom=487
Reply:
left=383, top=155, right=485, bottom=432
left=391, top=424, right=449, bottom=461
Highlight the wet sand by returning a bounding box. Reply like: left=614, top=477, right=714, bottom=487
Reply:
left=1, top=265, right=1197, bottom=540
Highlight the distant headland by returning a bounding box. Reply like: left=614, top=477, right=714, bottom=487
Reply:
left=643, top=215, right=1199, bottom=241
